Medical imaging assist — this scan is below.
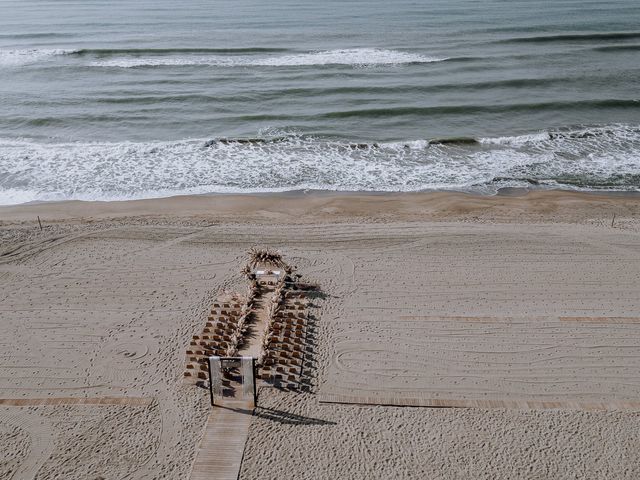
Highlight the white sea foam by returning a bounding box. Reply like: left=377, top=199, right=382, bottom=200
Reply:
left=0, top=47, right=444, bottom=69
left=0, top=48, right=74, bottom=67
left=253, top=49, right=442, bottom=66
left=480, top=125, right=640, bottom=147
left=1, top=125, right=638, bottom=205
left=90, top=48, right=445, bottom=68
left=480, top=132, right=551, bottom=145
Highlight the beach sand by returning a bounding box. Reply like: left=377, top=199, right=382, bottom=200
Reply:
left=1, top=190, right=639, bottom=479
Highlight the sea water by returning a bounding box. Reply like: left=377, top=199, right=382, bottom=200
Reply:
left=0, top=0, right=639, bottom=204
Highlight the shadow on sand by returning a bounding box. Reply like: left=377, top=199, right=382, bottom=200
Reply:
left=255, top=406, right=336, bottom=426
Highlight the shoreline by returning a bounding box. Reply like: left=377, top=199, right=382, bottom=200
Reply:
left=2, top=189, right=640, bottom=224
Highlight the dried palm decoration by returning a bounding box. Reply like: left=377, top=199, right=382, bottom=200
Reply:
left=248, top=246, right=286, bottom=268
left=241, top=264, right=254, bottom=279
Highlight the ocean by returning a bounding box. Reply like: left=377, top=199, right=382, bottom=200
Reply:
left=1, top=0, right=639, bottom=204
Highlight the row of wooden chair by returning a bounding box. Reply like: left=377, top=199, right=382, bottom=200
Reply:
left=258, top=293, right=309, bottom=389
left=185, top=298, right=247, bottom=382
left=212, top=303, right=241, bottom=309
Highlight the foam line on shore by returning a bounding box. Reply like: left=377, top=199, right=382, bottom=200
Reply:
left=1, top=124, right=639, bottom=205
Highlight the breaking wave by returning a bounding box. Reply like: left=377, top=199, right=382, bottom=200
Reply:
left=0, top=47, right=445, bottom=69
left=496, top=31, right=640, bottom=44
left=0, top=48, right=75, bottom=67
left=88, top=48, right=445, bottom=67
left=1, top=125, right=639, bottom=205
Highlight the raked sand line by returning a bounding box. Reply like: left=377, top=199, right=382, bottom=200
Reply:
left=0, top=410, right=54, bottom=480
left=0, top=397, right=152, bottom=406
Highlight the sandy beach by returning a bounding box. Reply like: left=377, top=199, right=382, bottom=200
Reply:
left=1, top=190, right=640, bottom=479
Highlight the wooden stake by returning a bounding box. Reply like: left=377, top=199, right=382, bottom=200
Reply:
left=37, top=216, right=43, bottom=231
left=207, top=356, right=215, bottom=406
left=252, top=357, right=257, bottom=407
left=611, top=213, right=616, bottom=228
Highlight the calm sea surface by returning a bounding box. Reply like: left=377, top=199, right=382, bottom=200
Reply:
left=1, top=0, right=639, bottom=204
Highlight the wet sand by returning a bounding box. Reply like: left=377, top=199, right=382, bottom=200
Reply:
left=1, top=190, right=639, bottom=479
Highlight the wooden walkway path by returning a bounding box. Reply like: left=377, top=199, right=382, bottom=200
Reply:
left=0, top=397, right=151, bottom=406
left=190, top=400, right=254, bottom=480
left=318, top=394, right=640, bottom=411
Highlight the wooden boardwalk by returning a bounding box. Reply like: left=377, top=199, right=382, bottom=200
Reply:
left=0, top=397, right=151, bottom=406
left=190, top=401, right=254, bottom=480
left=318, top=394, right=640, bottom=411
